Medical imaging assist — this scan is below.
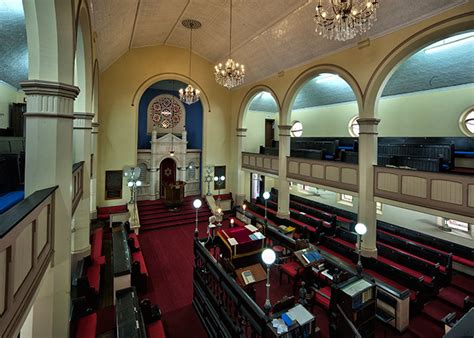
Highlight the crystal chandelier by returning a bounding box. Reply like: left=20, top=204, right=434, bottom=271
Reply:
left=179, top=19, right=201, bottom=105
left=314, top=0, right=379, bottom=41
left=214, top=0, right=245, bottom=89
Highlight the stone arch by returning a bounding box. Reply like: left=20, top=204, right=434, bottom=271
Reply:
left=364, top=12, right=474, bottom=119
left=74, top=0, right=93, bottom=112
left=91, top=59, right=99, bottom=117
left=23, top=0, right=76, bottom=83
left=281, top=64, right=364, bottom=126
left=237, top=85, right=281, bottom=129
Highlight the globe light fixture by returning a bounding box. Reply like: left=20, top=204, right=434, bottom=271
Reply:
left=230, top=218, right=235, bottom=228
left=124, top=166, right=142, bottom=203
left=354, top=222, right=367, bottom=275
left=261, top=248, right=276, bottom=315
left=193, top=198, right=202, bottom=237
left=263, top=191, right=270, bottom=224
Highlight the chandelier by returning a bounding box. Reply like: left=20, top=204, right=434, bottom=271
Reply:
left=179, top=19, right=201, bottom=105
left=214, top=0, right=245, bottom=89
left=314, top=0, right=379, bottom=41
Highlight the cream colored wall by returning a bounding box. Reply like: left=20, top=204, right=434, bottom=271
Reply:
left=0, top=82, right=23, bottom=129
left=244, top=110, right=279, bottom=152
left=97, top=45, right=231, bottom=206
left=378, top=84, right=474, bottom=137
left=291, top=102, right=358, bottom=137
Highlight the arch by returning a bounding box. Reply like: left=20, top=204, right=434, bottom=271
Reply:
left=281, top=64, right=364, bottom=126
left=91, top=59, right=99, bottom=117
left=23, top=0, right=76, bottom=84
left=74, top=1, right=93, bottom=112
left=364, top=12, right=474, bottom=119
left=237, top=85, right=281, bottom=129
left=131, top=73, right=211, bottom=115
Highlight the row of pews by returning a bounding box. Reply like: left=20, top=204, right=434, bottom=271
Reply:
left=70, top=222, right=165, bottom=337
left=238, top=190, right=473, bottom=334
left=70, top=228, right=105, bottom=338
left=258, top=136, right=474, bottom=173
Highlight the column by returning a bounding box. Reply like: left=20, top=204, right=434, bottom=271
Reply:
left=150, top=127, right=158, bottom=200
left=90, top=122, right=99, bottom=218
left=71, top=112, right=94, bottom=261
left=21, top=80, right=79, bottom=338
left=277, top=125, right=291, bottom=219
left=235, top=128, right=247, bottom=206
left=357, top=117, right=380, bottom=258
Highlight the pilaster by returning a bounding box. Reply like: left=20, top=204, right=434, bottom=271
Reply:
left=72, top=112, right=94, bottom=260
left=235, top=128, right=247, bottom=206
left=277, top=125, right=291, bottom=219
left=21, top=80, right=80, bottom=338
left=357, top=117, right=380, bottom=258
left=90, top=122, right=99, bottom=218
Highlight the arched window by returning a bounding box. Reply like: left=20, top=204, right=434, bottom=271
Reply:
left=348, top=115, right=359, bottom=137
left=290, top=121, right=303, bottom=137
left=459, top=106, right=474, bottom=137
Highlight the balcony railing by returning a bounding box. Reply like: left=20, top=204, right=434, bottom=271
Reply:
left=72, top=161, right=84, bottom=215
left=0, top=186, right=57, bottom=337
left=287, top=157, right=359, bottom=193
left=242, top=152, right=279, bottom=176
left=374, top=166, right=474, bottom=218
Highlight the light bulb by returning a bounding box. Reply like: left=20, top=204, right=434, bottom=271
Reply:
left=220, top=175, right=225, bottom=181
left=127, top=181, right=133, bottom=187
left=136, top=181, right=142, bottom=187
left=263, top=191, right=270, bottom=200
left=261, top=248, right=276, bottom=265
left=193, top=199, right=202, bottom=209
left=355, top=223, right=367, bottom=235
left=213, top=176, right=218, bottom=181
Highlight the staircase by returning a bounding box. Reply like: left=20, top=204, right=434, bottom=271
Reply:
left=137, top=197, right=212, bottom=231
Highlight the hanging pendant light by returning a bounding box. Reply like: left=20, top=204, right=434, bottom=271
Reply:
left=214, top=0, right=245, bottom=89
left=179, top=19, right=202, bottom=105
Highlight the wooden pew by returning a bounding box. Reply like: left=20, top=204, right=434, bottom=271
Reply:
left=70, top=296, right=97, bottom=338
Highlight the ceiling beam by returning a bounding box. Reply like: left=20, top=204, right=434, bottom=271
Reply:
left=163, top=0, right=191, bottom=45
left=129, top=0, right=142, bottom=50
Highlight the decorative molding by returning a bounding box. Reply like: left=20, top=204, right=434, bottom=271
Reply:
left=20, top=80, right=80, bottom=100
left=358, top=118, right=381, bottom=135
left=23, top=113, right=74, bottom=120
left=73, top=112, right=95, bottom=120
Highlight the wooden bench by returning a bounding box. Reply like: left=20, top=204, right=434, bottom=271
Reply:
left=70, top=297, right=97, bottom=338
left=132, top=250, right=149, bottom=292
left=72, top=257, right=102, bottom=305
left=90, top=228, right=106, bottom=265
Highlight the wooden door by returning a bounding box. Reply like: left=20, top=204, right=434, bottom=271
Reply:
left=160, top=158, right=177, bottom=196
left=265, top=119, right=275, bottom=147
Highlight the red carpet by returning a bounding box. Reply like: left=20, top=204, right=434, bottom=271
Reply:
left=138, top=197, right=212, bottom=231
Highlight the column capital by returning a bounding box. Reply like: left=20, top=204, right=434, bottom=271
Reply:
left=278, top=124, right=292, bottom=137
left=21, top=80, right=80, bottom=100
left=92, top=122, right=100, bottom=134
left=358, top=118, right=380, bottom=135
left=236, top=128, right=247, bottom=137
left=74, top=112, right=95, bottom=120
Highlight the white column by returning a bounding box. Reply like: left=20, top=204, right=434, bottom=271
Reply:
left=235, top=128, right=247, bottom=205
left=150, top=127, right=158, bottom=200
left=277, top=125, right=291, bottom=219
left=71, top=112, right=94, bottom=260
left=90, top=122, right=99, bottom=218
left=21, top=80, right=79, bottom=338
left=357, top=117, right=380, bottom=258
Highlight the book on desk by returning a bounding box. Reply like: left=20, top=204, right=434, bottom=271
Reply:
left=241, top=270, right=256, bottom=285
left=302, top=251, right=322, bottom=264
left=271, top=304, right=315, bottom=338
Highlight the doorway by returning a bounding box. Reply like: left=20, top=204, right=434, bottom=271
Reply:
left=251, top=173, right=265, bottom=201
left=160, top=158, right=177, bottom=196
left=265, top=119, right=275, bottom=147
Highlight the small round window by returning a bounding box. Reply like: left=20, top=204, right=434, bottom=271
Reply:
left=348, top=116, right=359, bottom=137
left=290, top=121, right=303, bottom=137
left=459, top=107, right=474, bottom=137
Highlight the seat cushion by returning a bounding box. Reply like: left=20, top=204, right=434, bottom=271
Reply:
left=453, top=255, right=474, bottom=268
left=315, top=286, right=331, bottom=310
left=280, top=261, right=301, bottom=278
left=273, top=245, right=285, bottom=253
left=147, top=320, right=166, bottom=338
left=129, top=233, right=140, bottom=249
left=132, top=251, right=149, bottom=276
left=76, top=313, right=97, bottom=338
left=91, top=228, right=103, bottom=260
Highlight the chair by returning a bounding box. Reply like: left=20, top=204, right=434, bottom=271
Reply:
left=279, top=258, right=303, bottom=293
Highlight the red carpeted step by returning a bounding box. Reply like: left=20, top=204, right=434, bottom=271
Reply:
left=408, top=315, right=444, bottom=338
left=451, top=273, right=474, bottom=295
left=423, top=299, right=458, bottom=322
left=438, top=286, right=469, bottom=309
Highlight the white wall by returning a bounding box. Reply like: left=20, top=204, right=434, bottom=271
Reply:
left=243, top=110, right=279, bottom=153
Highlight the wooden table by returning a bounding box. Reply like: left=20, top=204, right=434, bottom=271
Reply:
left=235, top=263, right=267, bottom=287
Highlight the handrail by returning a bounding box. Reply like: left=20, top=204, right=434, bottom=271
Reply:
left=0, top=186, right=56, bottom=337
left=0, top=186, right=58, bottom=238
left=336, top=304, right=362, bottom=338
left=72, top=161, right=84, bottom=215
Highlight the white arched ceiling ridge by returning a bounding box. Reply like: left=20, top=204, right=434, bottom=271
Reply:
left=75, top=0, right=94, bottom=112
left=237, top=85, right=281, bottom=130
left=91, top=59, right=99, bottom=118
left=364, top=12, right=474, bottom=119
left=23, top=0, right=76, bottom=84
left=281, top=64, right=364, bottom=126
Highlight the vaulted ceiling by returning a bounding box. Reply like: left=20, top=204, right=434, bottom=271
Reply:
left=90, top=0, right=467, bottom=85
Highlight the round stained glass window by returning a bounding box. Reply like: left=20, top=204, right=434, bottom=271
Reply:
left=149, top=94, right=184, bottom=129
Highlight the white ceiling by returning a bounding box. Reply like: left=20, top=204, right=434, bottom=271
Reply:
left=90, top=0, right=467, bottom=86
